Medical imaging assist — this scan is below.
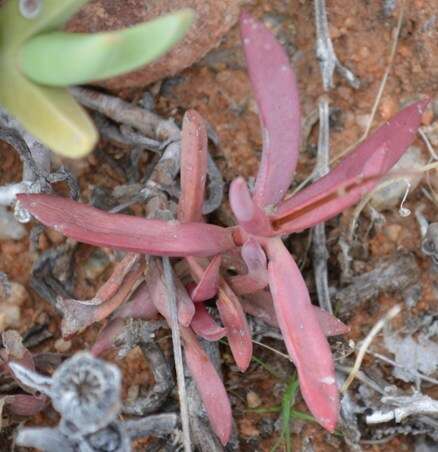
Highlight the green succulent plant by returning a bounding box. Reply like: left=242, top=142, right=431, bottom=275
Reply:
left=0, top=0, right=194, bottom=158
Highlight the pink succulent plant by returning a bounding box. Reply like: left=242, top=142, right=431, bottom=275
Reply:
left=18, top=11, right=428, bottom=443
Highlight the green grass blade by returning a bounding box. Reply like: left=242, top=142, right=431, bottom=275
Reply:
left=290, top=410, right=316, bottom=423
left=271, top=374, right=299, bottom=452
left=0, top=67, right=97, bottom=157
left=282, top=375, right=299, bottom=452
left=20, top=9, right=194, bottom=87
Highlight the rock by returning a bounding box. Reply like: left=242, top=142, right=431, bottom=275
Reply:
left=0, top=206, right=26, bottom=241
left=246, top=390, right=261, bottom=408
left=0, top=281, right=28, bottom=331
left=67, top=0, right=243, bottom=89
left=0, top=305, right=20, bottom=331
left=384, top=224, right=403, bottom=243
left=370, top=146, right=426, bottom=211
left=54, top=338, right=72, bottom=353
left=7, top=282, right=28, bottom=305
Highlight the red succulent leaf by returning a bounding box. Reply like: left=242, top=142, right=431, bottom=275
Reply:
left=17, top=194, right=236, bottom=257
left=191, top=303, right=227, bottom=341
left=229, top=238, right=269, bottom=295
left=229, top=177, right=274, bottom=236
left=174, top=276, right=195, bottom=327
left=190, top=255, right=221, bottom=302
left=113, top=282, right=159, bottom=321
left=273, top=99, right=429, bottom=234
left=241, top=290, right=350, bottom=336
left=59, top=259, right=144, bottom=337
left=146, top=260, right=232, bottom=445
left=180, top=327, right=232, bottom=445
left=215, top=281, right=253, bottom=372
left=91, top=318, right=125, bottom=357
left=177, top=110, right=208, bottom=223
left=187, top=256, right=253, bottom=372
left=76, top=253, right=141, bottom=306
left=240, top=12, right=301, bottom=208
left=266, top=238, right=339, bottom=432
left=316, top=307, right=350, bottom=336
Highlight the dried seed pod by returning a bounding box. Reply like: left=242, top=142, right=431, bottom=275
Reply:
left=51, top=352, right=122, bottom=434
left=10, top=352, right=122, bottom=434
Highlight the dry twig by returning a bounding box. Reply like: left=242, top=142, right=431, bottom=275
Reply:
left=335, top=253, right=419, bottom=316
left=162, top=256, right=191, bottom=452
left=312, top=98, right=333, bottom=314
left=342, top=304, right=401, bottom=392
left=314, top=0, right=360, bottom=90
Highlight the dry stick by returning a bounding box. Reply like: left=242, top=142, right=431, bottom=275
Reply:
left=312, top=98, right=333, bottom=314
left=314, top=0, right=360, bottom=90
left=342, top=304, right=401, bottom=392
left=70, top=87, right=180, bottom=141
left=162, top=257, right=191, bottom=452
left=0, top=106, right=51, bottom=176
left=334, top=252, right=419, bottom=316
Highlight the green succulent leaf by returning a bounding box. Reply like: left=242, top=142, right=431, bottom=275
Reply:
left=0, top=0, right=193, bottom=158
left=0, top=0, right=97, bottom=157
left=0, top=66, right=98, bottom=158
left=20, top=9, right=194, bottom=87
left=0, top=0, right=89, bottom=50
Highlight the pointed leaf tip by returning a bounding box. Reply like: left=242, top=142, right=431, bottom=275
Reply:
left=178, top=109, right=208, bottom=223
left=20, top=9, right=194, bottom=86
left=229, top=177, right=273, bottom=236
left=273, top=99, right=429, bottom=234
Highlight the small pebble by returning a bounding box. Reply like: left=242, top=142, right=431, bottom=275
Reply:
left=0, top=281, right=27, bottom=331
left=0, top=306, right=20, bottom=331
left=355, top=114, right=372, bottom=130
left=238, top=418, right=260, bottom=438
left=5, top=282, right=28, bottom=306
left=54, top=338, right=72, bottom=353
left=379, top=97, right=398, bottom=121
left=246, top=390, right=262, bottom=408
left=0, top=206, right=26, bottom=241
left=384, top=224, right=403, bottom=243
left=46, top=229, right=65, bottom=245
